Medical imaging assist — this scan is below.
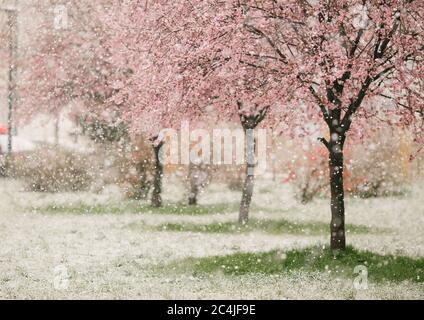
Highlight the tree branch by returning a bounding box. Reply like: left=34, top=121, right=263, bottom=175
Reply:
left=244, top=24, right=288, bottom=63
left=318, top=137, right=330, bottom=151
left=309, top=85, right=332, bottom=126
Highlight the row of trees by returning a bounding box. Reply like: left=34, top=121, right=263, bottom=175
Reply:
left=22, top=0, right=423, bottom=250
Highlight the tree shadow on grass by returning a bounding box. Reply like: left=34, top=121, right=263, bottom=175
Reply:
left=154, top=219, right=376, bottom=236
left=30, top=202, right=239, bottom=215
left=172, top=246, right=424, bottom=284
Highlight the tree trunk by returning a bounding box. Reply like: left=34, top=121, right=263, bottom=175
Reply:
left=188, top=164, right=199, bottom=206
left=239, top=162, right=255, bottom=224
left=236, top=102, right=269, bottom=225
left=54, top=116, right=60, bottom=146
left=328, top=148, right=346, bottom=250
left=151, top=143, right=163, bottom=208
left=239, top=128, right=256, bottom=224
left=188, top=187, right=198, bottom=205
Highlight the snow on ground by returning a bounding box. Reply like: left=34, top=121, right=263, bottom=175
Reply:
left=0, top=177, right=423, bottom=299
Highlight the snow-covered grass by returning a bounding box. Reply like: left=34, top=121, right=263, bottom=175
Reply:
left=0, top=177, right=423, bottom=299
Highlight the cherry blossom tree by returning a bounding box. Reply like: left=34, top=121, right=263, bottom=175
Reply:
left=24, top=1, right=183, bottom=208
left=119, top=0, right=297, bottom=222
left=105, top=1, right=187, bottom=207
left=217, top=0, right=423, bottom=250
left=133, top=0, right=423, bottom=248
left=27, top=0, right=422, bottom=244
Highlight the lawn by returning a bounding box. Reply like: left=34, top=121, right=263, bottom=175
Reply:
left=0, top=178, right=423, bottom=299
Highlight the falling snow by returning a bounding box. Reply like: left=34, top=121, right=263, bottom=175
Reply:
left=0, top=0, right=423, bottom=300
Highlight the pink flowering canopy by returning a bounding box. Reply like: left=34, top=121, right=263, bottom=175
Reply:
left=207, top=0, right=424, bottom=138
left=20, top=1, right=116, bottom=123
left=22, top=0, right=423, bottom=144
left=105, top=1, right=301, bottom=137
left=105, top=1, right=189, bottom=141
left=106, top=0, right=423, bottom=142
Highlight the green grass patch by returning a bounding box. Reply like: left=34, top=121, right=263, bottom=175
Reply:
left=30, top=202, right=238, bottom=216
left=155, top=219, right=372, bottom=235
left=177, top=246, right=424, bottom=283
left=30, top=202, right=291, bottom=216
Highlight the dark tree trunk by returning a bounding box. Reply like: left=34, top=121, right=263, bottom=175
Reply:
left=151, top=142, right=163, bottom=208
left=319, top=106, right=347, bottom=251
left=188, top=164, right=199, bottom=206
left=188, top=192, right=197, bottom=205
left=328, top=147, right=346, bottom=250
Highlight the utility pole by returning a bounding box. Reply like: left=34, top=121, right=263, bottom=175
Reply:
left=1, top=5, right=18, bottom=155
left=6, top=7, right=17, bottom=154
